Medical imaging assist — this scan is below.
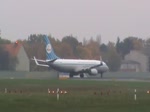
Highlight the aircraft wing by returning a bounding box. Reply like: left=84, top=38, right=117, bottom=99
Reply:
left=75, top=63, right=103, bottom=73
left=89, top=62, right=103, bottom=69
left=74, top=57, right=103, bottom=73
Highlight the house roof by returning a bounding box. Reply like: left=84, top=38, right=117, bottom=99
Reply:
left=1, top=43, right=22, bottom=57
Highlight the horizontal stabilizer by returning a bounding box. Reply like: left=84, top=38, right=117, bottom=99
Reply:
left=32, top=56, right=49, bottom=67
left=46, top=59, right=58, bottom=63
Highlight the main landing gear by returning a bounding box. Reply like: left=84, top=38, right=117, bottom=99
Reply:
left=80, top=73, right=84, bottom=78
left=69, top=73, right=84, bottom=78
left=69, top=73, right=73, bottom=78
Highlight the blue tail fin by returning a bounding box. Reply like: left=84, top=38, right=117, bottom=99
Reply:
left=44, top=36, right=59, bottom=60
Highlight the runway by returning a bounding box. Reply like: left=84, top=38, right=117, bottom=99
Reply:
left=72, top=72, right=150, bottom=82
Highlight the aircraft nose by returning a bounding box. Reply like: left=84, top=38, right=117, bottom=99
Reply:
left=101, top=62, right=109, bottom=72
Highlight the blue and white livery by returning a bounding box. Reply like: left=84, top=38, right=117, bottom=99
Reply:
left=33, top=36, right=109, bottom=78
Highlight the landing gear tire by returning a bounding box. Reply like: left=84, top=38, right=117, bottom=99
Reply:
left=80, top=73, right=84, bottom=78
left=69, top=73, right=73, bottom=78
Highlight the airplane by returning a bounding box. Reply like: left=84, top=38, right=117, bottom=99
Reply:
left=33, top=36, right=109, bottom=78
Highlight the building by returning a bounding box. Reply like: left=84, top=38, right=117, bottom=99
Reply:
left=120, top=50, right=149, bottom=72
left=120, top=60, right=141, bottom=72
left=3, top=42, right=30, bottom=71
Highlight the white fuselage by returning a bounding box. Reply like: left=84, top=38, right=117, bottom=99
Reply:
left=33, top=36, right=109, bottom=77
left=48, top=59, right=109, bottom=74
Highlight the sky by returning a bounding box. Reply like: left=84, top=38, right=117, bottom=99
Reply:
left=0, top=0, right=150, bottom=43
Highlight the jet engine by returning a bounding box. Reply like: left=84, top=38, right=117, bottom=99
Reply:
left=89, top=69, right=98, bottom=75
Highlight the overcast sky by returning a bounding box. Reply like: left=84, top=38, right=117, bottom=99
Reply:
left=0, top=0, right=150, bottom=43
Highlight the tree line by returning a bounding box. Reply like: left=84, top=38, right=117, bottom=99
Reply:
left=0, top=35, right=150, bottom=71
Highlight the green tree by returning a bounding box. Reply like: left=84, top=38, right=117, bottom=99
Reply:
left=76, top=45, right=91, bottom=59
left=24, top=34, right=49, bottom=71
left=100, top=43, right=108, bottom=53
left=115, top=37, right=142, bottom=59
left=62, top=35, right=79, bottom=58
left=132, top=38, right=143, bottom=50
left=0, top=37, right=11, bottom=44
left=107, top=42, right=121, bottom=71
left=24, top=34, right=61, bottom=71
left=0, top=46, right=9, bottom=70
left=100, top=42, right=121, bottom=72
left=59, top=43, right=74, bottom=58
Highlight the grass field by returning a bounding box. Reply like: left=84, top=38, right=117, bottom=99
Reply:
left=0, top=79, right=150, bottom=112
